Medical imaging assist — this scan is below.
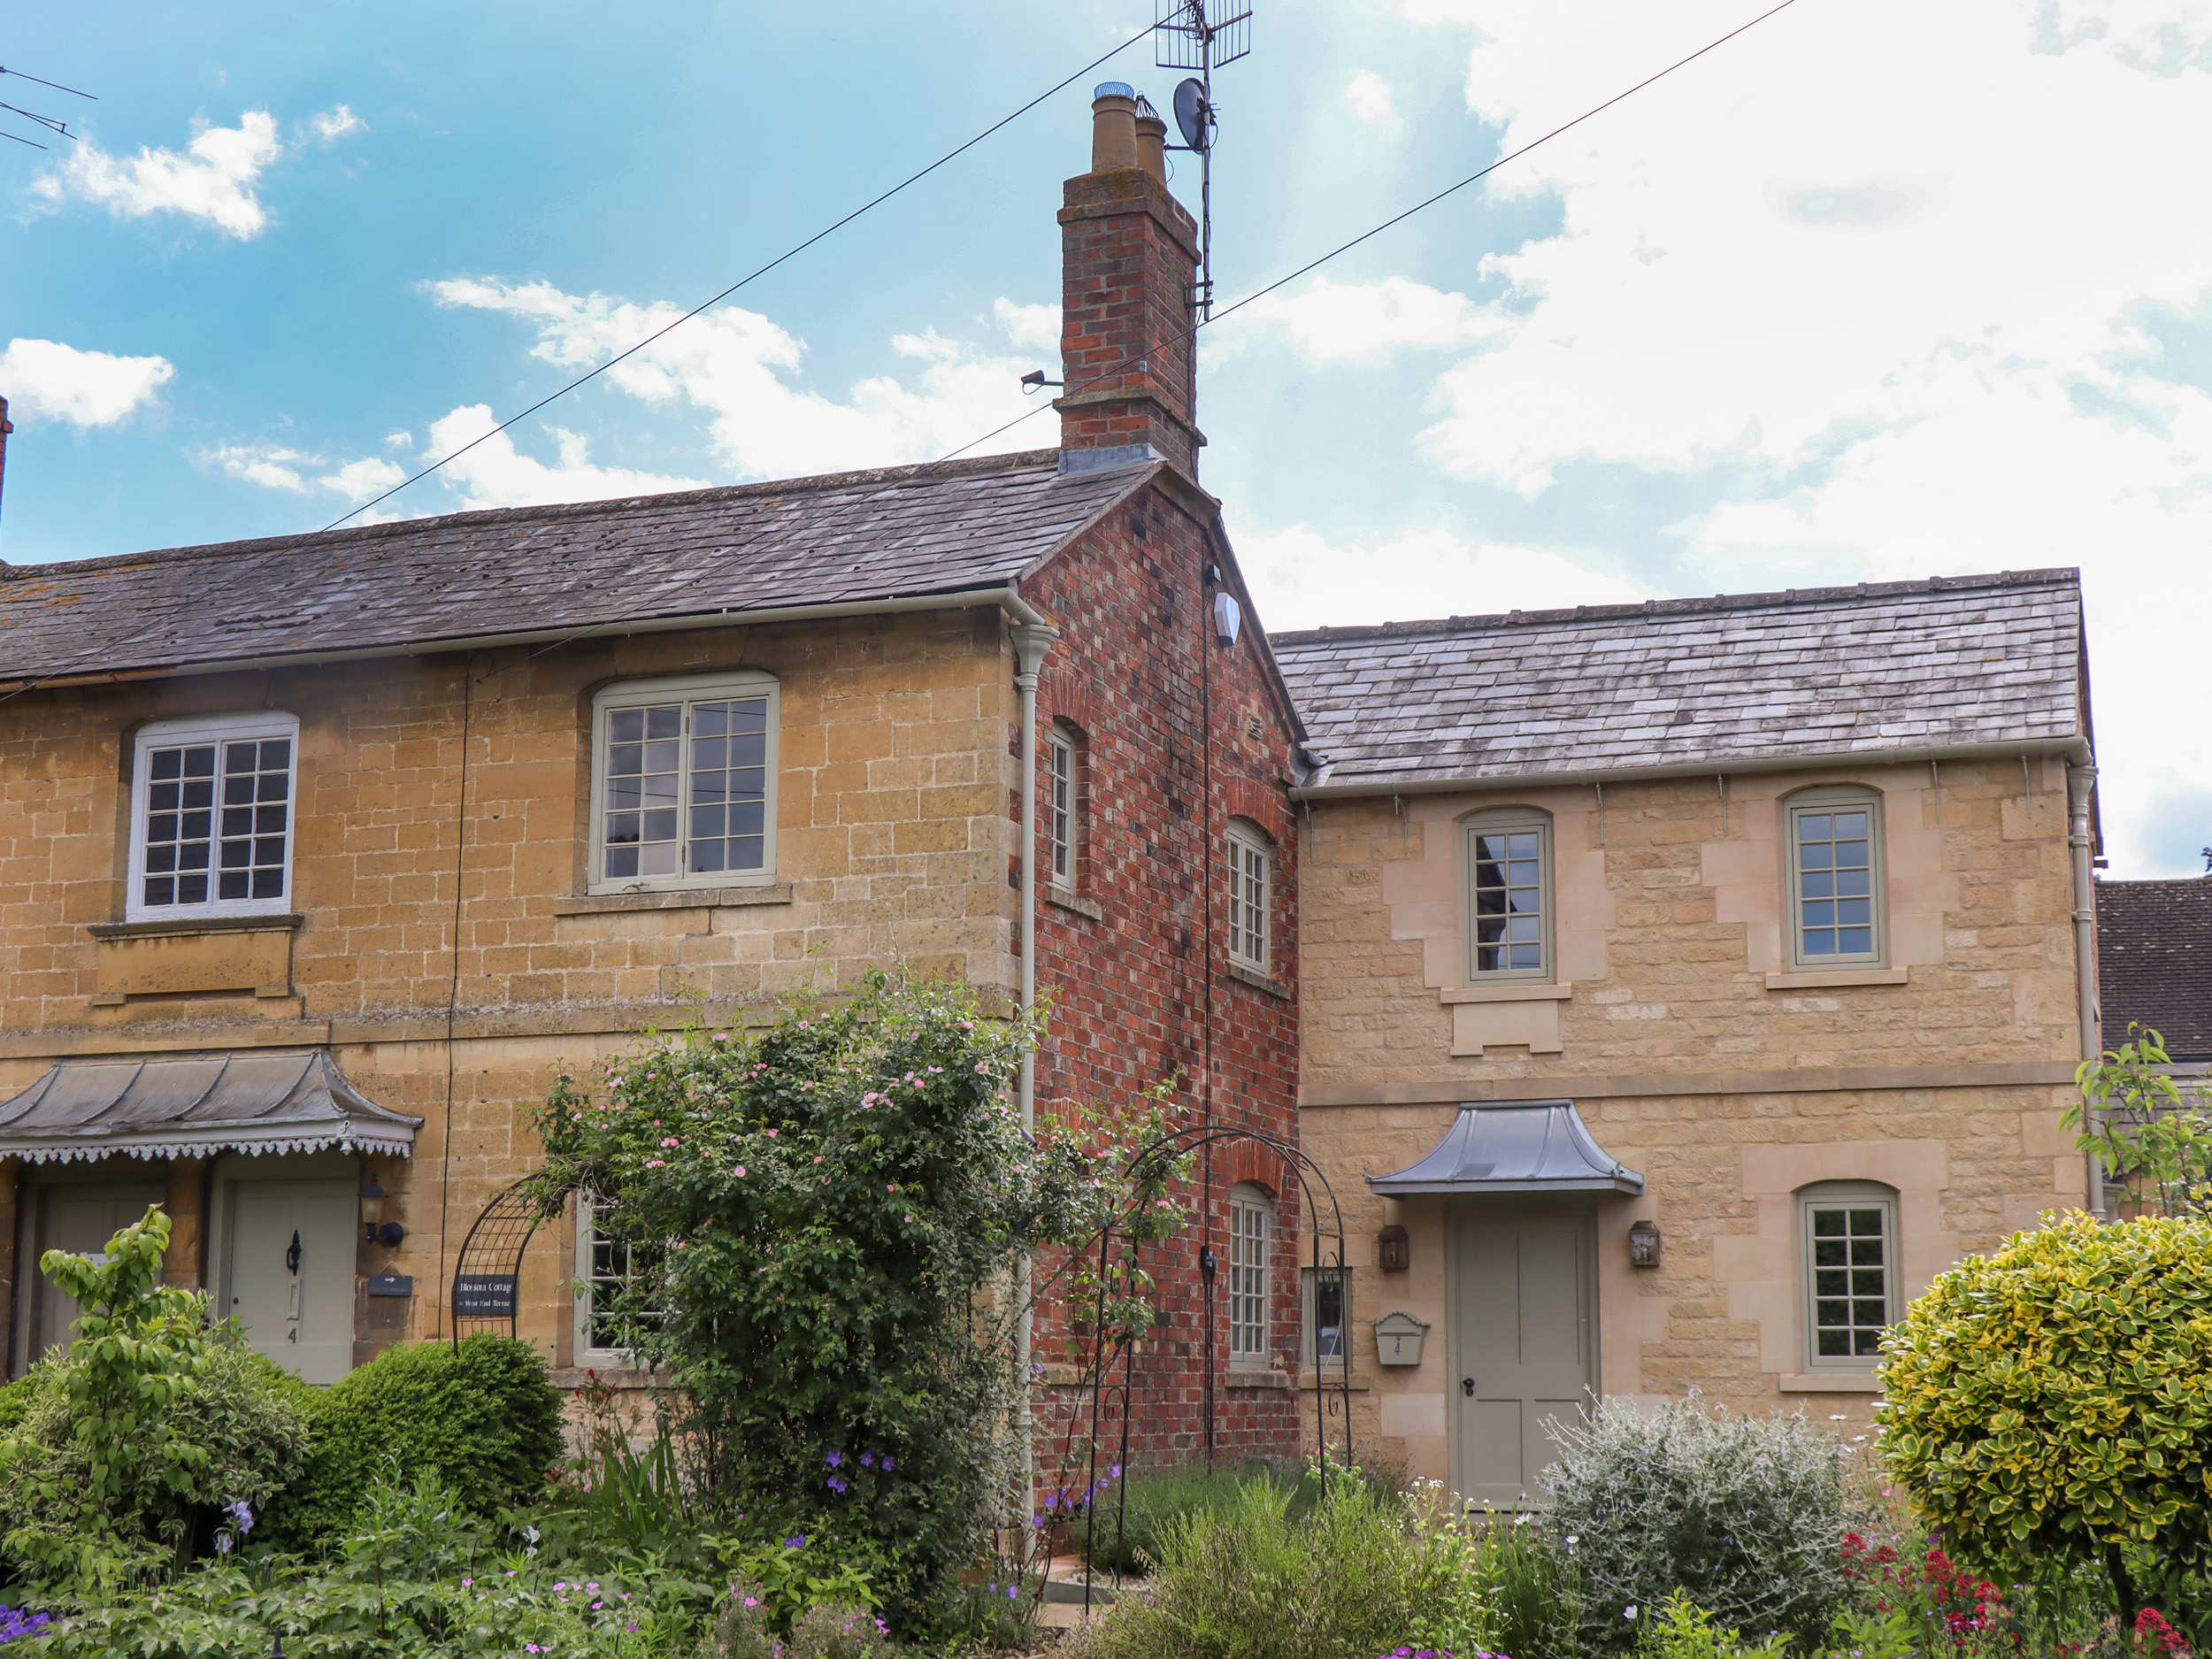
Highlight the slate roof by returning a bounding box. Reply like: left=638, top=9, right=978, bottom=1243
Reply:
left=0, top=449, right=1149, bottom=683
left=2098, top=879, right=2212, bottom=1062
left=1273, top=570, right=2085, bottom=790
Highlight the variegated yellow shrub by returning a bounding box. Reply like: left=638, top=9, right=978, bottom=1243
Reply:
left=1878, top=1210, right=2212, bottom=1618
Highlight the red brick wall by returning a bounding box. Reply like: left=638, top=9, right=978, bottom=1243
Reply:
left=1056, top=170, right=1204, bottom=474
left=1018, top=474, right=1305, bottom=1481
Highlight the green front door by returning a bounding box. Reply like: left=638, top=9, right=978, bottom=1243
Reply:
left=226, top=1179, right=357, bottom=1384
left=1450, top=1200, right=1596, bottom=1508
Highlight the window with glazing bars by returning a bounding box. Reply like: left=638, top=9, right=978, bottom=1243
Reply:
left=575, top=1195, right=662, bottom=1362
left=1803, top=1193, right=1894, bottom=1366
left=1229, top=1187, right=1271, bottom=1361
left=592, top=675, right=777, bottom=891
left=130, top=718, right=297, bottom=919
left=1465, top=812, right=1550, bottom=979
left=1303, top=1265, right=1348, bottom=1374
left=1047, top=729, right=1075, bottom=887
left=1788, top=793, right=1882, bottom=964
left=1226, top=824, right=1271, bottom=973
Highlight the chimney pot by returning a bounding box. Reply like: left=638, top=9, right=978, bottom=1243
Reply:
left=1133, top=110, right=1168, bottom=180
left=1090, top=85, right=1141, bottom=173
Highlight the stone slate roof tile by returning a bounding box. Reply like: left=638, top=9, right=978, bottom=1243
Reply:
left=1274, top=570, right=2083, bottom=788
left=0, top=449, right=1147, bottom=682
left=2098, top=879, right=2212, bottom=1062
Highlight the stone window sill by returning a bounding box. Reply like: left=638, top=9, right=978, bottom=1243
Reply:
left=1225, top=962, right=1291, bottom=1000
left=1763, top=967, right=1909, bottom=990
left=1778, top=1372, right=1884, bottom=1393
left=1044, top=886, right=1104, bottom=922
left=554, top=883, right=794, bottom=916
left=1439, top=981, right=1572, bottom=1005
left=88, top=913, right=303, bottom=941
left=1225, top=1368, right=1294, bottom=1390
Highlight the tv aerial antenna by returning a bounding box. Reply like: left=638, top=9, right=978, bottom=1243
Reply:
left=1155, top=0, right=1251, bottom=320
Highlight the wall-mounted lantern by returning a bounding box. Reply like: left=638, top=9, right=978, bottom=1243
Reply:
left=360, top=1171, right=405, bottom=1249
left=1628, top=1218, right=1662, bottom=1269
left=1377, top=1224, right=1411, bottom=1273
left=1374, top=1310, right=1430, bottom=1367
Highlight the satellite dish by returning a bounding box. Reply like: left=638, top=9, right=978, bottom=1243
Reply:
left=1173, top=77, right=1210, bottom=152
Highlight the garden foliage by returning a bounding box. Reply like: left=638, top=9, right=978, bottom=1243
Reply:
left=1070, top=1468, right=1492, bottom=1659
left=1544, top=1394, right=1855, bottom=1652
left=2067, top=1025, right=2212, bottom=1217
left=0, top=1207, right=311, bottom=1592
left=267, top=1333, right=567, bottom=1548
left=1880, top=1206, right=2212, bottom=1624
left=1072, top=1455, right=1397, bottom=1578
left=529, top=971, right=1188, bottom=1631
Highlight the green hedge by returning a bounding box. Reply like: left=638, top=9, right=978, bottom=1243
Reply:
left=265, top=1335, right=566, bottom=1549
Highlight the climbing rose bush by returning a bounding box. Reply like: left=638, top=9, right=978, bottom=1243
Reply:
left=532, top=970, right=1185, bottom=1633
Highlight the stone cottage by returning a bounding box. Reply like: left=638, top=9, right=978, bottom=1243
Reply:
left=1273, top=571, right=2101, bottom=1503
left=0, top=89, right=1311, bottom=1463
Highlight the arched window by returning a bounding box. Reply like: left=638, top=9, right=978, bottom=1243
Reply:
left=1782, top=784, right=1886, bottom=970
left=1227, top=1182, right=1273, bottom=1363
left=1797, top=1179, right=1898, bottom=1371
left=1463, top=805, right=1553, bottom=982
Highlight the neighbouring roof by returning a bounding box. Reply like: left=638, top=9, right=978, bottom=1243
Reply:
left=0, top=449, right=1153, bottom=684
left=0, top=1049, right=423, bottom=1163
left=1368, top=1102, right=1644, bottom=1195
left=1275, top=570, right=2086, bottom=791
left=2098, top=878, right=2212, bottom=1062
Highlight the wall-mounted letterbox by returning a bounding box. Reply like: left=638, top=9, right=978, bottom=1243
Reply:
left=1373, top=1310, right=1431, bottom=1367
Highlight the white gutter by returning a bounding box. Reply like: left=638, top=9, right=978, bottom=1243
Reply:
left=1292, top=734, right=2096, bottom=800
left=1006, top=618, right=1058, bottom=1528
left=2068, top=760, right=2104, bottom=1214
left=0, top=586, right=1059, bottom=693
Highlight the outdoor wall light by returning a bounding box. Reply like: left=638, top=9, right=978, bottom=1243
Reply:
left=360, top=1172, right=405, bottom=1249
left=1628, top=1218, right=1662, bottom=1268
left=1377, top=1224, right=1410, bottom=1273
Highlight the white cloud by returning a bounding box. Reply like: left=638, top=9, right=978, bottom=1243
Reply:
left=1376, top=0, right=2212, bottom=874
left=303, top=105, right=365, bottom=144
left=1344, top=70, right=1402, bottom=132
left=1237, top=523, right=1655, bottom=634
left=426, top=277, right=1048, bottom=480
left=0, top=337, right=174, bottom=426
left=1210, top=275, right=1496, bottom=364
left=200, top=443, right=408, bottom=503
left=993, top=298, right=1061, bottom=355
left=35, top=111, right=284, bottom=238
left=422, top=405, right=709, bottom=511
left=383, top=429, right=414, bottom=450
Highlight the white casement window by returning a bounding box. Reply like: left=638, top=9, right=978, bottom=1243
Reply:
left=1799, top=1181, right=1898, bottom=1371
left=1225, top=821, right=1271, bottom=975
left=588, top=672, right=779, bottom=894
left=574, top=1194, right=655, bottom=1365
left=1228, top=1184, right=1272, bottom=1363
left=1786, top=787, right=1886, bottom=969
left=1302, top=1264, right=1348, bottom=1376
left=1464, top=807, right=1552, bottom=981
left=127, top=713, right=301, bottom=923
left=1046, top=726, right=1077, bottom=888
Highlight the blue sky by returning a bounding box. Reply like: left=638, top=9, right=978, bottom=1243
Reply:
left=6, top=0, right=2211, bottom=876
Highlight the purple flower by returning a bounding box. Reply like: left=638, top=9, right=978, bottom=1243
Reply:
left=880, top=1455, right=895, bottom=1471
left=826, top=1449, right=843, bottom=1467
left=1008, top=1585, right=1020, bottom=1601
left=1043, top=1492, right=1059, bottom=1509
left=827, top=1475, right=849, bottom=1494
left=860, top=1451, right=876, bottom=1468
left=1110, top=1463, right=1122, bottom=1478
left=227, top=1499, right=255, bottom=1534
left=785, top=1535, right=807, bottom=1550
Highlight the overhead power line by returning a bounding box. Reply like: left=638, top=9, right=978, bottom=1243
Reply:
left=0, top=65, right=96, bottom=99
left=322, top=21, right=1165, bottom=531
left=939, top=0, right=1805, bottom=465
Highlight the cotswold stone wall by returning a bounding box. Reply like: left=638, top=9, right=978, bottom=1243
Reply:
left=1295, top=757, right=2087, bottom=1482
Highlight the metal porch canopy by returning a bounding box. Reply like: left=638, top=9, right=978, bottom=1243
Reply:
left=1367, top=1101, right=1644, bottom=1195
left=0, top=1049, right=422, bottom=1164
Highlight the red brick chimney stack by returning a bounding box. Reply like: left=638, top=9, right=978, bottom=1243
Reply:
left=1056, top=84, right=1204, bottom=477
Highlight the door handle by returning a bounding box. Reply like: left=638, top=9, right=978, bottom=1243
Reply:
left=287, top=1230, right=301, bottom=1275
left=1463, top=1377, right=1475, bottom=1396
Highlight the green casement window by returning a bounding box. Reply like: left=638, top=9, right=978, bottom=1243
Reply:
left=1785, top=786, right=1886, bottom=969
left=1798, top=1181, right=1898, bottom=1371
left=1463, top=807, right=1553, bottom=982
left=588, top=671, right=780, bottom=895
